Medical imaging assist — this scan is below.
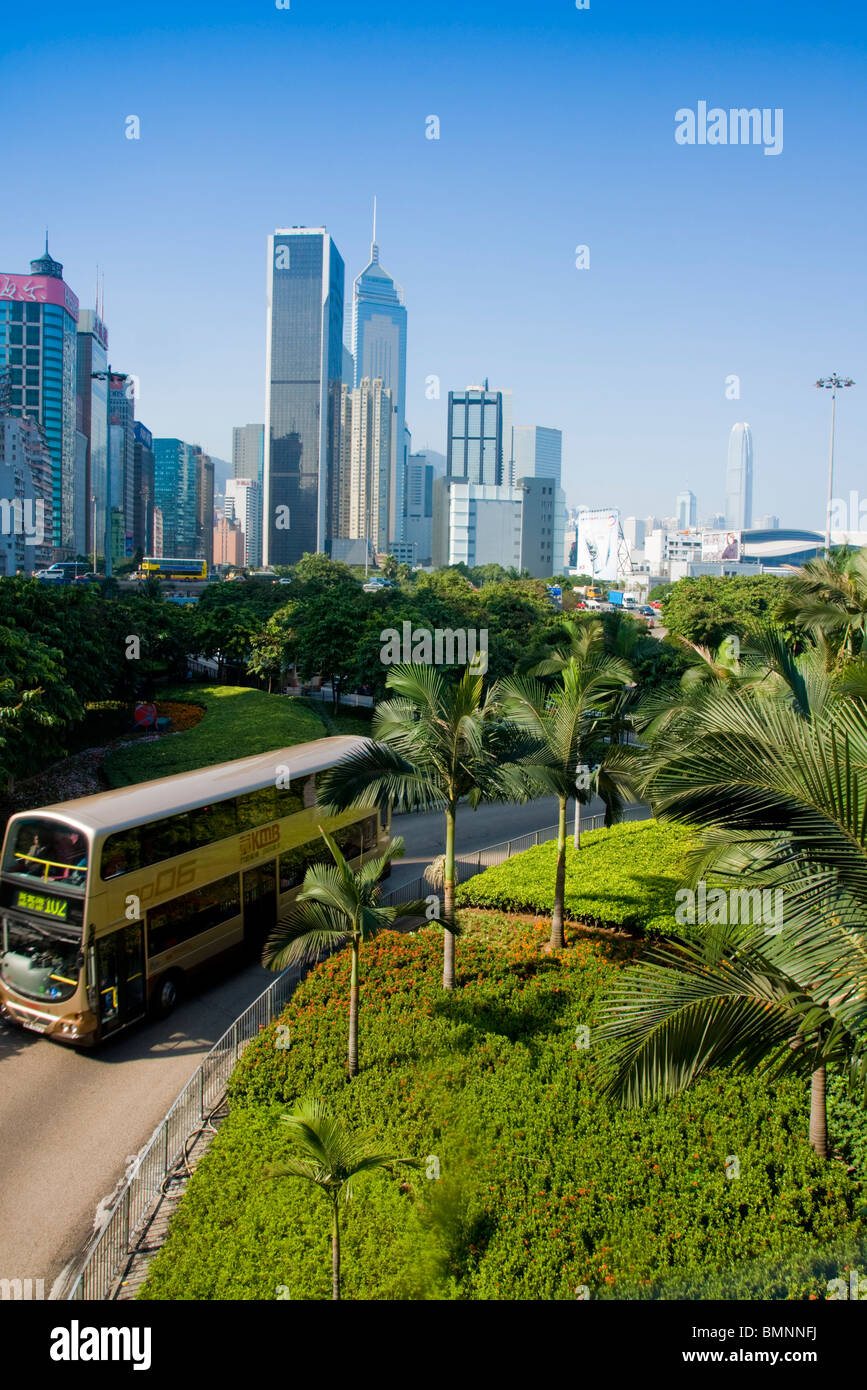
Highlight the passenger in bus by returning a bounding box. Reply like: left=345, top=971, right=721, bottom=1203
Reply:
left=22, top=832, right=49, bottom=876
left=50, top=831, right=88, bottom=883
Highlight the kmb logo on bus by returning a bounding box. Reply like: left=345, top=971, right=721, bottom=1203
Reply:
left=240, top=824, right=280, bottom=862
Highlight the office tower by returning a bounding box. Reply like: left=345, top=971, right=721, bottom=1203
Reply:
left=133, top=422, right=154, bottom=554
left=232, top=424, right=264, bottom=483
left=153, top=505, right=163, bottom=557
left=264, top=228, right=344, bottom=566
left=76, top=309, right=109, bottom=560
left=447, top=384, right=503, bottom=485
left=0, top=241, right=80, bottom=551
left=676, top=488, right=697, bottom=529
left=622, top=517, right=646, bottom=551
left=518, top=476, right=567, bottom=578
left=109, top=372, right=135, bottom=563
left=756, top=514, right=779, bottom=530
left=404, top=448, right=446, bottom=565
left=226, top=476, right=263, bottom=567
left=433, top=478, right=523, bottom=568
left=352, top=222, right=407, bottom=542
left=196, top=449, right=215, bottom=571
left=725, top=423, right=753, bottom=530
left=153, top=438, right=201, bottom=557
left=342, top=346, right=354, bottom=387
left=501, top=390, right=515, bottom=484
left=339, top=377, right=392, bottom=553
left=214, top=515, right=245, bottom=567
left=513, top=426, right=562, bottom=488
left=0, top=410, right=54, bottom=573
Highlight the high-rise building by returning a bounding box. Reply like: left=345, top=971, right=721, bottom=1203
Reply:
left=196, top=449, right=215, bottom=571
left=725, top=423, right=753, bottom=530
left=263, top=228, right=345, bottom=566
left=232, top=423, right=264, bottom=483
left=340, top=377, right=392, bottom=554
left=676, top=488, right=697, bottom=529
left=404, top=448, right=445, bottom=565
left=0, top=242, right=80, bottom=550
left=622, top=517, right=646, bottom=551
left=213, top=515, right=245, bottom=568
left=76, top=309, right=109, bottom=560
left=226, top=476, right=263, bottom=567
left=132, top=422, right=154, bottom=555
left=756, top=514, right=780, bottom=530
left=513, top=426, right=562, bottom=488
left=109, top=372, right=136, bottom=563
left=447, top=384, right=503, bottom=485
left=352, top=226, right=407, bottom=542
left=433, top=478, right=523, bottom=569
left=153, top=438, right=201, bottom=557
left=0, top=410, right=54, bottom=573
left=518, top=476, right=567, bottom=578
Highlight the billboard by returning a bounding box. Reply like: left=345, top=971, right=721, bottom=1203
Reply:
left=701, top=529, right=742, bottom=562
left=576, top=508, right=620, bottom=581
left=0, top=272, right=79, bottom=321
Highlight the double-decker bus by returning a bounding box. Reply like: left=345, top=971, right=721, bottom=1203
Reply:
left=138, top=557, right=207, bottom=581
left=0, top=736, right=388, bottom=1046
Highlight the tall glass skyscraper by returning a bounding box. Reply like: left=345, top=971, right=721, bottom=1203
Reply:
left=153, top=437, right=201, bottom=557
left=76, top=310, right=109, bottom=559
left=352, top=233, right=407, bottom=544
left=263, top=228, right=344, bottom=566
left=447, top=385, right=503, bottom=485
left=725, top=423, right=753, bottom=530
left=0, top=242, right=79, bottom=549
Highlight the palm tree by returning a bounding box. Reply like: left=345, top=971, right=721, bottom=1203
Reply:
left=500, top=646, right=635, bottom=949
left=316, top=664, right=532, bottom=990
left=264, top=829, right=435, bottom=1077
left=265, top=1098, right=417, bottom=1299
left=599, top=661, right=867, bottom=1155
left=779, top=550, right=867, bottom=664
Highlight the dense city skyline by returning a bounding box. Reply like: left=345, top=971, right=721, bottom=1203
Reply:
left=2, top=0, right=864, bottom=531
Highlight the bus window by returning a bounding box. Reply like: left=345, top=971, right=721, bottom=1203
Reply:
left=6, top=820, right=88, bottom=886
left=139, top=814, right=192, bottom=869
left=0, top=916, right=82, bottom=1003
left=147, top=874, right=240, bottom=957
left=101, top=827, right=140, bottom=879
left=236, top=787, right=278, bottom=831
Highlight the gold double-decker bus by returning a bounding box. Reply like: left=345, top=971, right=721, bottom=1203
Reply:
left=0, top=736, right=387, bottom=1046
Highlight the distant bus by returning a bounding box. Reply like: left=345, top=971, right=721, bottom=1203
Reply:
left=139, top=556, right=207, bottom=581
left=0, top=736, right=389, bottom=1045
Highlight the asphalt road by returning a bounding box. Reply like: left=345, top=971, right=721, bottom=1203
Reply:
left=0, top=792, right=600, bottom=1298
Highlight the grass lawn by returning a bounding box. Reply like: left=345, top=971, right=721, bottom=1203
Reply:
left=456, top=820, right=695, bottom=936
left=138, top=913, right=864, bottom=1301
left=102, top=685, right=327, bottom=787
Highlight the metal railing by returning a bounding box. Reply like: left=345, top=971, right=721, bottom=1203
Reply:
left=64, top=802, right=649, bottom=1301
left=64, top=961, right=306, bottom=1302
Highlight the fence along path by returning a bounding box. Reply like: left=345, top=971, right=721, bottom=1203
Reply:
left=65, top=804, right=649, bottom=1300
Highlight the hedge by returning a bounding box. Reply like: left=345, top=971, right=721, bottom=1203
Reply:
left=455, top=820, right=694, bottom=936
left=138, top=915, right=864, bottom=1301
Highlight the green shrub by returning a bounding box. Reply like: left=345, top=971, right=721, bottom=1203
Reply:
left=456, top=820, right=695, bottom=936
left=138, top=916, right=864, bottom=1301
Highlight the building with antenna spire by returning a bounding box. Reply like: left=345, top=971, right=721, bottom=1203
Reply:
left=0, top=238, right=80, bottom=552
left=351, top=203, right=407, bottom=543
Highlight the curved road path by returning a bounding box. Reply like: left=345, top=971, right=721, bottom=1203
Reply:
left=0, top=791, right=613, bottom=1298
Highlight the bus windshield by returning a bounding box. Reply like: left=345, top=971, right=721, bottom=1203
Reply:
left=3, top=818, right=89, bottom=889
left=0, top=915, right=83, bottom=1002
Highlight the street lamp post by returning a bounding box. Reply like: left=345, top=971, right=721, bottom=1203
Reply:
left=815, top=374, right=855, bottom=559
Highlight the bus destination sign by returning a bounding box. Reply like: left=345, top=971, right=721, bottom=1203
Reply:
left=14, top=890, right=69, bottom=921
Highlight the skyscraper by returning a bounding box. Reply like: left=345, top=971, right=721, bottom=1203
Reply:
left=447, top=385, right=503, bottom=485
left=109, top=371, right=136, bottom=563
left=676, top=488, right=697, bottom=529
left=263, top=228, right=345, bottom=566
left=153, top=437, right=200, bottom=557
left=513, top=426, right=562, bottom=488
left=725, top=423, right=753, bottom=530
left=0, top=241, right=80, bottom=550
left=340, top=377, right=392, bottom=553
left=232, top=423, right=264, bottom=483
left=76, top=309, right=109, bottom=560
left=352, top=218, right=407, bottom=543
left=133, top=421, right=154, bottom=554
left=226, top=476, right=263, bottom=567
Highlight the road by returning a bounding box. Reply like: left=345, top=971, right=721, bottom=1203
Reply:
left=0, top=791, right=600, bottom=1298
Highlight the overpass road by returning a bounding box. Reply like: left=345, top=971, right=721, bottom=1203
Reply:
left=0, top=792, right=608, bottom=1297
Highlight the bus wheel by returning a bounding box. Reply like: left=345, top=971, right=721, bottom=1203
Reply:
left=151, top=971, right=182, bottom=1019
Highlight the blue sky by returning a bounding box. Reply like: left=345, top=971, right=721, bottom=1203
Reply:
left=2, top=0, right=864, bottom=527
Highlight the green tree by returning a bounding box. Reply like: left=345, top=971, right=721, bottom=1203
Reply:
left=264, top=829, right=432, bottom=1076
left=264, top=1098, right=416, bottom=1299
left=500, top=632, right=634, bottom=948
left=317, top=665, right=530, bottom=989
left=779, top=551, right=867, bottom=665
left=660, top=574, right=794, bottom=649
